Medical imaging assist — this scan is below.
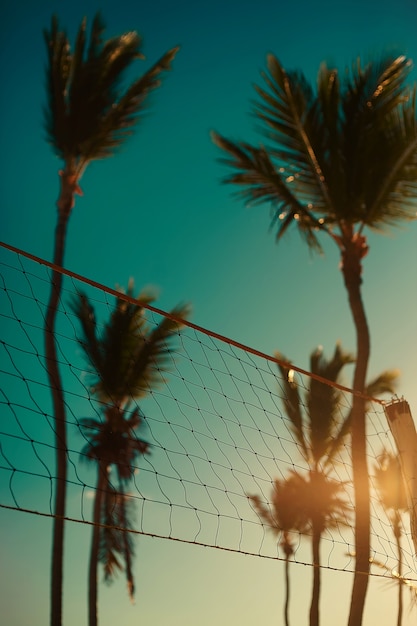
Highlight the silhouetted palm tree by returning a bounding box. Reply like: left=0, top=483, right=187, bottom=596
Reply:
left=72, top=282, right=189, bottom=626
left=374, top=450, right=409, bottom=626
left=277, top=344, right=354, bottom=626
left=43, top=14, right=179, bottom=625
left=249, top=475, right=308, bottom=626
left=212, top=54, right=417, bottom=625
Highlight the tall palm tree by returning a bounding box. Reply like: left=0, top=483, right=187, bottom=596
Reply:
left=249, top=475, right=309, bottom=626
left=374, top=450, right=409, bottom=626
left=43, top=13, right=179, bottom=625
left=212, top=54, right=417, bottom=625
left=71, top=282, right=189, bottom=626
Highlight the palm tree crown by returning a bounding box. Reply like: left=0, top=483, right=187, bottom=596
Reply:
left=71, top=281, right=190, bottom=408
left=44, top=13, right=178, bottom=176
left=212, top=54, right=417, bottom=252
left=277, top=343, right=355, bottom=471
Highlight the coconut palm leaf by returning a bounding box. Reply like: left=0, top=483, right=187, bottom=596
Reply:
left=365, top=370, right=400, bottom=399
left=249, top=474, right=310, bottom=536
left=80, top=407, right=149, bottom=478
left=322, top=368, right=398, bottom=469
left=308, top=344, right=355, bottom=465
left=71, top=284, right=190, bottom=404
left=80, top=405, right=148, bottom=607
left=211, top=132, right=325, bottom=251
left=213, top=54, right=417, bottom=248
left=44, top=13, right=179, bottom=168
left=275, top=353, right=309, bottom=462
left=253, top=55, right=334, bottom=212
left=99, top=487, right=136, bottom=600
left=276, top=344, right=354, bottom=467
left=99, top=486, right=124, bottom=582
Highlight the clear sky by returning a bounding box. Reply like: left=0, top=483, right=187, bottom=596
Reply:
left=1, top=0, right=417, bottom=625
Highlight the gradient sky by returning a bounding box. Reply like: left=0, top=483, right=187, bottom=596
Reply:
left=1, top=0, right=417, bottom=625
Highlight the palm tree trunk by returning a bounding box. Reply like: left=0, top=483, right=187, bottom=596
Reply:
left=89, top=463, right=107, bottom=626
left=118, top=487, right=135, bottom=600
left=309, top=526, right=321, bottom=626
left=283, top=556, right=291, bottom=626
left=342, top=239, right=371, bottom=626
left=46, top=168, right=77, bottom=626
left=394, top=518, right=403, bottom=626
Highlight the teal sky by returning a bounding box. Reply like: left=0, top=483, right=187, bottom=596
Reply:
left=1, top=1, right=417, bottom=625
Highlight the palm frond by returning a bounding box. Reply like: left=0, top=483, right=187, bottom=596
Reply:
left=307, top=470, right=351, bottom=532
left=79, top=407, right=149, bottom=475
left=324, top=368, right=398, bottom=467
left=365, top=88, right=417, bottom=227
left=99, top=486, right=136, bottom=599
left=71, top=283, right=190, bottom=404
left=70, top=291, right=104, bottom=378
left=275, top=352, right=309, bottom=461
left=87, top=13, right=105, bottom=60
left=249, top=474, right=310, bottom=536
left=43, top=16, right=72, bottom=156
left=44, top=13, right=179, bottom=165
left=276, top=344, right=354, bottom=467
left=212, top=132, right=325, bottom=251
left=250, top=471, right=349, bottom=540
left=126, top=303, right=190, bottom=396
left=213, top=53, right=417, bottom=246
left=254, top=55, right=334, bottom=212
left=365, top=369, right=399, bottom=399
left=308, top=343, right=354, bottom=464
left=342, top=55, right=417, bottom=226
left=99, top=484, right=124, bottom=582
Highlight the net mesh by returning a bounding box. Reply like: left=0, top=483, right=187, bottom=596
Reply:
left=0, top=241, right=416, bottom=587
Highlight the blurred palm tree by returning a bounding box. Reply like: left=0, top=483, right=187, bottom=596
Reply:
left=374, top=450, right=409, bottom=626
left=276, top=344, right=354, bottom=626
left=72, top=282, right=189, bottom=626
left=249, top=475, right=309, bottom=626
left=43, top=14, right=179, bottom=625
left=257, top=344, right=397, bottom=626
left=212, top=53, right=417, bottom=625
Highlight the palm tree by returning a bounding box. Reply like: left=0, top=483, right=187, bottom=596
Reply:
left=374, top=450, right=409, bottom=626
left=212, top=54, right=417, bottom=625
left=249, top=473, right=350, bottom=626
left=277, top=344, right=354, bottom=626
left=43, top=13, right=179, bottom=625
left=276, top=344, right=398, bottom=625
left=249, top=475, right=309, bottom=626
left=71, top=282, right=189, bottom=626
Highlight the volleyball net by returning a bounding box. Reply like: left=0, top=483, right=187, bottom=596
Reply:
left=0, top=241, right=416, bottom=590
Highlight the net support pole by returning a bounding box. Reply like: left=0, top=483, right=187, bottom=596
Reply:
left=384, top=399, right=417, bottom=558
